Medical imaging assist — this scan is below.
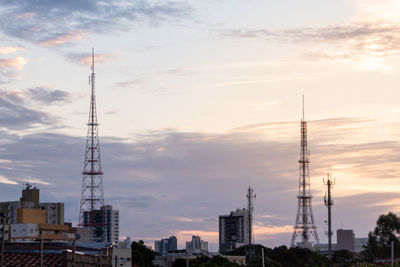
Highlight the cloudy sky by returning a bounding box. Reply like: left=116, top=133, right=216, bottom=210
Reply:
left=0, top=0, right=400, bottom=250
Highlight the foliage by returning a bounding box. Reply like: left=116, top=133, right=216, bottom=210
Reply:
left=131, top=240, right=157, bottom=267
left=361, top=212, right=400, bottom=261
left=228, top=244, right=330, bottom=267
left=171, top=255, right=240, bottom=267
left=332, top=249, right=354, bottom=266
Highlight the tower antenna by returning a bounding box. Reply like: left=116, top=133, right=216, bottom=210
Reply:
left=324, top=171, right=335, bottom=259
left=79, top=48, right=107, bottom=242
left=246, top=185, right=256, bottom=261
left=290, top=96, right=319, bottom=248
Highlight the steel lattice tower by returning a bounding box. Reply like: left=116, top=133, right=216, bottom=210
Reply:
left=290, top=96, right=319, bottom=248
left=78, top=49, right=106, bottom=242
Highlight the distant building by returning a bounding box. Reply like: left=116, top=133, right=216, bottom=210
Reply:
left=119, top=237, right=132, bottom=249
left=39, top=203, right=64, bottom=225
left=186, top=235, right=208, bottom=253
left=102, top=205, right=119, bottom=245
left=82, top=205, right=119, bottom=244
left=0, top=184, right=71, bottom=243
left=337, top=229, right=355, bottom=252
left=155, top=236, right=178, bottom=256
left=0, top=185, right=64, bottom=225
left=219, top=208, right=249, bottom=254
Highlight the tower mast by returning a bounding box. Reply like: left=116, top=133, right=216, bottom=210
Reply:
left=79, top=48, right=106, bottom=242
left=324, top=172, right=335, bottom=259
left=290, top=96, right=319, bottom=248
left=246, top=186, right=256, bottom=261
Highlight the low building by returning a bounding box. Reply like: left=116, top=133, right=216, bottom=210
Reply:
left=111, top=247, right=131, bottom=267
left=337, top=229, right=355, bottom=252
left=40, top=203, right=64, bottom=225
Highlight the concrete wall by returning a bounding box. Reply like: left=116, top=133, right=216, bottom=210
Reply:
left=17, top=208, right=46, bottom=224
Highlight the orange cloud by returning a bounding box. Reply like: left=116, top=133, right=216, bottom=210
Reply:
left=0, top=46, right=25, bottom=55
left=253, top=223, right=293, bottom=236
left=176, top=230, right=219, bottom=244
left=0, top=57, right=27, bottom=71
left=79, top=53, right=120, bottom=66
left=38, top=30, right=87, bottom=47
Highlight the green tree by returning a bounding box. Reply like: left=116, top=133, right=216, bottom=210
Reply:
left=361, top=212, right=400, bottom=261
left=131, top=240, right=157, bottom=267
left=332, top=249, right=354, bottom=266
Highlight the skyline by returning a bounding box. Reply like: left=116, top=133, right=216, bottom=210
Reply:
left=0, top=0, right=400, bottom=250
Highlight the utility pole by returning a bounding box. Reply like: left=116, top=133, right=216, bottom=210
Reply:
left=40, top=229, right=44, bottom=267
left=324, top=171, right=335, bottom=259
left=1, top=205, right=7, bottom=267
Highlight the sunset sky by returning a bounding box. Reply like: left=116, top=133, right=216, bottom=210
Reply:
left=0, top=0, right=400, bottom=250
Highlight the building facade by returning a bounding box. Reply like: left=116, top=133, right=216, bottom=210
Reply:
left=219, top=208, right=249, bottom=254
left=186, top=235, right=208, bottom=253
left=336, top=229, right=355, bottom=252
left=154, top=236, right=178, bottom=256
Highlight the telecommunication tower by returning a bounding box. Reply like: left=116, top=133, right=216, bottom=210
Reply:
left=290, top=96, right=319, bottom=248
left=78, top=49, right=106, bottom=242
left=246, top=186, right=256, bottom=261
left=324, top=171, right=335, bottom=259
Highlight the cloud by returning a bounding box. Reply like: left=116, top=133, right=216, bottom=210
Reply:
left=0, top=57, right=27, bottom=71
left=26, top=87, right=73, bottom=104
left=66, top=52, right=119, bottom=66
left=0, top=94, right=54, bottom=130
left=0, top=87, right=72, bottom=129
left=222, top=21, right=400, bottom=61
left=0, top=46, right=25, bottom=55
left=0, top=117, right=398, bottom=249
left=0, top=0, right=190, bottom=46
left=0, top=56, right=27, bottom=83
left=37, top=30, right=87, bottom=47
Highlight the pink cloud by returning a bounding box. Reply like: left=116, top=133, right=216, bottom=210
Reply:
left=0, top=57, right=27, bottom=71
left=38, top=30, right=87, bottom=47
left=0, top=46, right=25, bottom=55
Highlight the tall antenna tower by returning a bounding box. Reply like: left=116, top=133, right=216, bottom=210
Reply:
left=78, top=48, right=106, bottom=242
left=324, top=171, right=335, bottom=259
left=246, top=186, right=256, bottom=261
left=290, top=96, right=319, bottom=248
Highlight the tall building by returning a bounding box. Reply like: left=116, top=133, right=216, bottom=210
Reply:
left=102, top=205, right=119, bottom=244
left=154, top=236, right=177, bottom=256
left=219, top=209, right=249, bottom=254
left=78, top=49, right=107, bottom=243
left=186, top=235, right=208, bottom=252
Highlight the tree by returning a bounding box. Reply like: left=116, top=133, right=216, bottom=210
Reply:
left=131, top=240, right=157, bottom=267
left=332, top=249, right=354, bottom=266
left=362, top=212, right=400, bottom=260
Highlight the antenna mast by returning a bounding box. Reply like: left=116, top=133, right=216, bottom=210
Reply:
left=78, top=48, right=106, bottom=242
left=290, top=96, right=319, bottom=248
left=246, top=186, right=256, bottom=261
left=324, top=172, right=335, bottom=259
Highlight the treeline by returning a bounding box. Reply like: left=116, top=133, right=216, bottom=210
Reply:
left=130, top=212, right=400, bottom=267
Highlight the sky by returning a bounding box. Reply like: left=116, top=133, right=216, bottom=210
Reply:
left=0, top=0, right=400, bottom=251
